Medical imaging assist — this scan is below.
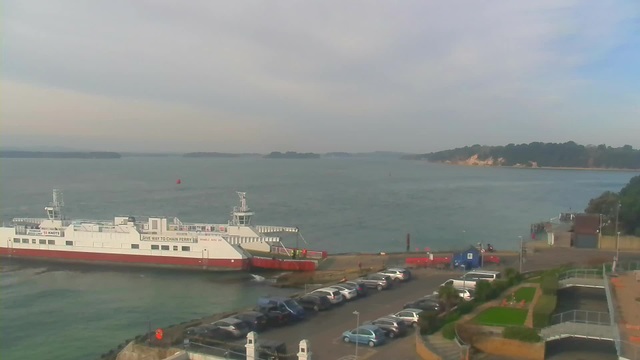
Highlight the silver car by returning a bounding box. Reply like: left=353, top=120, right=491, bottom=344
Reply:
left=379, top=269, right=410, bottom=282
left=391, top=308, right=422, bottom=328
left=211, top=317, right=249, bottom=338
left=329, top=285, right=358, bottom=300
left=311, top=288, right=344, bottom=304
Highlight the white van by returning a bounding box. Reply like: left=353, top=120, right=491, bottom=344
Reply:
left=462, top=270, right=501, bottom=282
left=435, top=278, right=476, bottom=291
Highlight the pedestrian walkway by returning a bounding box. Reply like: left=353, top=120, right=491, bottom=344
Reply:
left=542, top=322, right=615, bottom=341
left=423, top=333, right=461, bottom=360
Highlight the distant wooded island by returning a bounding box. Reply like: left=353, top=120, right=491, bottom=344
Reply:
left=183, top=152, right=261, bottom=158
left=586, top=175, right=640, bottom=236
left=0, top=151, right=121, bottom=159
left=264, top=151, right=321, bottom=159
left=402, top=142, right=640, bottom=170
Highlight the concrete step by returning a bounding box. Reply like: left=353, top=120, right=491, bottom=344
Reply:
left=426, top=333, right=462, bottom=360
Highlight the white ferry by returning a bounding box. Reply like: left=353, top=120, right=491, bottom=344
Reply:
left=0, top=190, right=312, bottom=271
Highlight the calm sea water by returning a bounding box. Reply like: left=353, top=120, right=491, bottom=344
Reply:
left=0, top=157, right=635, bottom=360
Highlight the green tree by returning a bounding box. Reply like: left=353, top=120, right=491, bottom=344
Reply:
left=474, top=280, right=492, bottom=302
left=438, top=284, right=460, bottom=313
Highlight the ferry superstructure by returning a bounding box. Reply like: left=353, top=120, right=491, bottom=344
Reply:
left=0, top=190, right=303, bottom=271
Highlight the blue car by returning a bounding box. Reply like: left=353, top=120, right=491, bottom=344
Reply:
left=342, top=325, right=386, bottom=347
left=257, top=297, right=306, bottom=320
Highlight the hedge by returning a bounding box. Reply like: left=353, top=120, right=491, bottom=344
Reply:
left=503, top=326, right=541, bottom=342
left=540, top=274, right=558, bottom=295
left=457, top=301, right=475, bottom=315
left=442, top=323, right=456, bottom=340
left=532, top=294, right=557, bottom=328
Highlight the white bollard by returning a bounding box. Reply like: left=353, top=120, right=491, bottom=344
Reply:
left=298, top=339, right=311, bottom=360
left=245, top=332, right=257, bottom=360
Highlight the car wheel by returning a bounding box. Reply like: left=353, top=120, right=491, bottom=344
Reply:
left=388, top=331, right=396, bottom=339
left=412, top=322, right=419, bottom=328
left=313, top=305, right=320, bottom=312
left=377, top=285, right=383, bottom=291
left=343, top=336, right=351, bottom=343
left=394, top=278, right=400, bottom=282
left=368, top=340, right=375, bottom=347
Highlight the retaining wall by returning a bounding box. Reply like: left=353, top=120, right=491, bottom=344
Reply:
left=415, top=331, right=442, bottom=360
left=473, top=337, right=545, bottom=360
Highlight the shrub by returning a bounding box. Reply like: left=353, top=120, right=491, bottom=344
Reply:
left=418, top=311, right=440, bottom=335
left=540, top=274, right=558, bottom=295
left=489, top=280, right=509, bottom=299
left=474, top=280, right=492, bottom=301
left=457, top=300, right=475, bottom=315
left=504, top=268, right=523, bottom=286
left=532, top=294, right=557, bottom=327
left=444, top=311, right=461, bottom=324
left=503, top=326, right=541, bottom=342
left=442, top=323, right=456, bottom=340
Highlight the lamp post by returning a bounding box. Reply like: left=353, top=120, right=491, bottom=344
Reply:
left=353, top=311, right=360, bottom=359
left=519, top=236, right=523, bottom=273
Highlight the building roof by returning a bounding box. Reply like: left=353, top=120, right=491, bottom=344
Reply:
left=574, top=214, right=600, bottom=234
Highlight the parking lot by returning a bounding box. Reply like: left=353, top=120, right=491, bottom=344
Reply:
left=230, top=269, right=453, bottom=360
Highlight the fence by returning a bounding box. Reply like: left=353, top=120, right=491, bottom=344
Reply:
left=557, top=269, right=603, bottom=281
left=551, top=310, right=610, bottom=326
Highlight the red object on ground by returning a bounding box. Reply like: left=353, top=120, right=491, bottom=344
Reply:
left=155, top=329, right=164, bottom=340
left=405, top=257, right=451, bottom=266
left=176, top=179, right=181, bottom=184
left=484, top=256, right=500, bottom=264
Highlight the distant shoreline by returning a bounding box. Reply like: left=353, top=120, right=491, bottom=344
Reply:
left=429, top=161, right=640, bottom=172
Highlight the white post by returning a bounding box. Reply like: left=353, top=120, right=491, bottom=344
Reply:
left=353, top=311, right=360, bottom=359
left=245, top=332, right=257, bottom=360
left=298, top=339, right=311, bottom=360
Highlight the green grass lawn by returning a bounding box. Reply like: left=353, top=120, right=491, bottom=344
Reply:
left=473, top=307, right=528, bottom=327
left=514, top=287, right=536, bottom=302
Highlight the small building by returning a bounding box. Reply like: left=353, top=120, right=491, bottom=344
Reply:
left=453, top=246, right=482, bottom=269
left=573, top=214, right=601, bottom=249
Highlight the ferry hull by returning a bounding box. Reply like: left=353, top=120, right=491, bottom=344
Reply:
left=0, top=247, right=250, bottom=271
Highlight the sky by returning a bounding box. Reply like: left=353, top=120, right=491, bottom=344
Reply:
left=1, top=1, right=639, bottom=153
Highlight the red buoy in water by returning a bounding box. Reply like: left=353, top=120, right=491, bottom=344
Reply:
left=176, top=179, right=181, bottom=184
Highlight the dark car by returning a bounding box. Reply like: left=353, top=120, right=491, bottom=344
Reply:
left=343, top=281, right=369, bottom=297
left=257, top=340, right=287, bottom=360
left=403, top=298, right=441, bottom=312
left=184, top=325, right=227, bottom=343
left=368, top=316, right=408, bottom=339
left=358, top=274, right=392, bottom=290
left=233, top=311, right=269, bottom=332
left=297, top=294, right=332, bottom=312
left=254, top=305, right=291, bottom=326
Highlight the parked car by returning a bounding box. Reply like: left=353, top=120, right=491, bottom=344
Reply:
left=342, top=325, right=387, bottom=347
left=296, top=294, right=332, bottom=312
left=311, top=288, right=344, bottom=304
left=344, top=281, right=369, bottom=297
left=379, top=268, right=411, bottom=282
left=258, top=297, right=306, bottom=320
left=403, top=298, right=441, bottom=312
left=328, top=285, right=358, bottom=300
left=233, top=311, right=268, bottom=332
left=462, top=270, right=501, bottom=282
left=184, top=325, right=227, bottom=343
left=257, top=340, right=288, bottom=360
left=435, top=279, right=476, bottom=291
left=391, top=309, right=422, bottom=328
left=253, top=304, right=291, bottom=326
left=358, top=274, right=392, bottom=291
left=457, top=288, right=474, bottom=301
left=368, top=316, right=408, bottom=339
left=388, top=267, right=412, bottom=280
left=211, top=317, right=250, bottom=338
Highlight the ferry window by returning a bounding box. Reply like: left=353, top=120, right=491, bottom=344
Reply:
left=66, top=241, right=73, bottom=246
left=39, top=239, right=46, bottom=245
left=151, top=245, right=160, bottom=250
left=48, top=240, right=55, bottom=245
left=32, top=239, right=36, bottom=244
left=152, top=220, right=158, bottom=230
left=181, top=246, right=190, bottom=252
left=131, top=244, right=139, bottom=249
left=173, top=246, right=178, bottom=251
left=13, top=238, right=20, bottom=243
left=161, top=245, right=170, bottom=250
left=22, top=239, right=29, bottom=243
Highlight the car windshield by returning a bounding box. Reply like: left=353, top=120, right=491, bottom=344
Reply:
left=284, top=299, right=302, bottom=310
left=234, top=321, right=248, bottom=330
left=332, top=290, right=340, bottom=296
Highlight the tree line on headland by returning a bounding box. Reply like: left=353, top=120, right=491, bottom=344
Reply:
left=585, top=175, right=640, bottom=236
left=0, top=151, right=121, bottom=159
left=402, top=142, right=640, bottom=169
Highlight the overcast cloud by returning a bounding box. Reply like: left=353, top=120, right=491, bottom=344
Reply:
left=1, top=1, right=639, bottom=153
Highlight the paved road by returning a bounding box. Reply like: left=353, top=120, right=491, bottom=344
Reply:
left=243, top=269, right=452, bottom=360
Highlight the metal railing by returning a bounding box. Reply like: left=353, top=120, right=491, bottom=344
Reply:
left=557, top=269, right=603, bottom=281
left=551, top=310, right=610, bottom=325
left=603, top=263, right=622, bottom=356
left=542, top=321, right=614, bottom=341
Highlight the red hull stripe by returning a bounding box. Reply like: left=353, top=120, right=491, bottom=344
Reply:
left=0, top=247, right=248, bottom=269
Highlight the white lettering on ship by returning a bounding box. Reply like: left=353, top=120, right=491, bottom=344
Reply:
left=140, top=235, right=196, bottom=243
